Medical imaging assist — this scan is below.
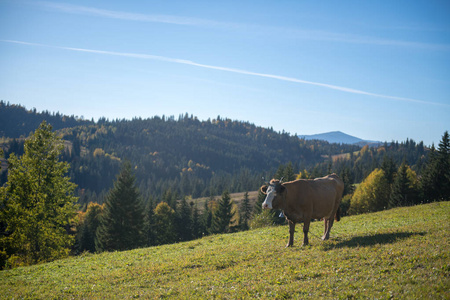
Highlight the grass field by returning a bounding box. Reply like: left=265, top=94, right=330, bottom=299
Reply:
left=1, top=202, right=449, bottom=299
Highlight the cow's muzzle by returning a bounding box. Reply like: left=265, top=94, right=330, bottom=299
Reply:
left=262, top=203, right=271, bottom=209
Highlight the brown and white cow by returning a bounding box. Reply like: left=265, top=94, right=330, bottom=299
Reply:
left=261, top=174, right=344, bottom=247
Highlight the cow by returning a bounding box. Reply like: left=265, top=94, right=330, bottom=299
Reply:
left=261, top=174, right=344, bottom=247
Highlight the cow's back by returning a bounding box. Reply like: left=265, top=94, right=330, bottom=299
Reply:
left=285, top=174, right=343, bottom=220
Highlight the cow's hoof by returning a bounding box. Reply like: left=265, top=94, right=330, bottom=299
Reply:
left=286, top=243, right=293, bottom=248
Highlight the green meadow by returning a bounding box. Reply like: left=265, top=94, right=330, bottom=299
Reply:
left=1, top=202, right=449, bottom=299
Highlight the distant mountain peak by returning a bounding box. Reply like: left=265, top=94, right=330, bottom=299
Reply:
left=298, top=131, right=381, bottom=146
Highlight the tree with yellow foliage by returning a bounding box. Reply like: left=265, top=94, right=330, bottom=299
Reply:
left=349, top=168, right=390, bottom=215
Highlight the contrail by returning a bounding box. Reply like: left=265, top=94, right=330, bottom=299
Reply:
left=37, top=1, right=237, bottom=29
left=1, top=39, right=447, bottom=107
left=36, top=2, right=450, bottom=51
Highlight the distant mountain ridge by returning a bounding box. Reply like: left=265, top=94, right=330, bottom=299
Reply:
left=299, top=131, right=382, bottom=146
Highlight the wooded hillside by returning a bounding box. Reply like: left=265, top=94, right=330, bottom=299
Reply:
left=0, top=102, right=434, bottom=206
left=1, top=102, right=363, bottom=202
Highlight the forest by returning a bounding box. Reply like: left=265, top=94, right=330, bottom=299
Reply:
left=1, top=101, right=362, bottom=202
left=0, top=101, right=449, bottom=268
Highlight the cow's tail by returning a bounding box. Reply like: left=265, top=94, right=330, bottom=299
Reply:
left=335, top=206, right=341, bottom=222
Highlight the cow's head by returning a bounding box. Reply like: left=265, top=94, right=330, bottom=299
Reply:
left=261, top=179, right=286, bottom=209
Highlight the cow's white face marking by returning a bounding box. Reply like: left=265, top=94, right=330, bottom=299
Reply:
left=262, top=185, right=276, bottom=209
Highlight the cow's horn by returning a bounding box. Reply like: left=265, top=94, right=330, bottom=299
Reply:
left=279, top=177, right=284, bottom=183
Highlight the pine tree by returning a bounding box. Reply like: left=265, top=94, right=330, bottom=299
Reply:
left=239, top=192, right=252, bottom=230
left=203, top=195, right=214, bottom=234
left=211, top=191, right=235, bottom=233
left=0, top=121, right=77, bottom=268
left=191, top=202, right=203, bottom=239
left=176, top=197, right=193, bottom=241
left=420, top=145, right=439, bottom=202
left=283, top=162, right=296, bottom=181
left=95, top=161, right=145, bottom=252
left=274, top=164, right=285, bottom=180
left=380, top=155, right=397, bottom=202
left=75, top=202, right=103, bottom=253
left=389, top=162, right=415, bottom=208
left=421, top=131, right=450, bottom=202
left=153, top=202, right=176, bottom=245
left=340, top=167, right=354, bottom=196
left=144, top=197, right=156, bottom=246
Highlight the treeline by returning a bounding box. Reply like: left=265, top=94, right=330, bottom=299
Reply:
left=0, top=101, right=92, bottom=138
left=0, top=103, right=442, bottom=212
left=0, top=103, right=440, bottom=211
left=345, top=131, right=450, bottom=215
left=1, top=104, right=360, bottom=203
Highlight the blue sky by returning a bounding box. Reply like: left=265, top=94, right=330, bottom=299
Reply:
left=1, top=0, right=449, bottom=146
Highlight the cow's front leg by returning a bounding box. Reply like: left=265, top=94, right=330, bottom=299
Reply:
left=302, top=220, right=310, bottom=246
left=286, top=220, right=295, bottom=247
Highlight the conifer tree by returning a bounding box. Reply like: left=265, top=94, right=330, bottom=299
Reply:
left=95, top=161, right=145, bottom=252
left=381, top=155, right=397, bottom=185
left=153, top=202, right=176, bottom=245
left=191, top=202, right=203, bottom=238
left=0, top=121, right=77, bottom=268
left=144, top=197, right=156, bottom=246
left=239, top=192, right=252, bottom=230
left=176, top=197, right=193, bottom=241
left=274, top=164, right=285, bottom=180
left=211, top=191, right=235, bottom=233
left=203, top=195, right=214, bottom=234
left=75, top=202, right=103, bottom=253
left=283, top=162, right=296, bottom=181
left=339, top=167, right=354, bottom=196
left=389, top=162, right=416, bottom=208
left=421, top=131, right=450, bottom=202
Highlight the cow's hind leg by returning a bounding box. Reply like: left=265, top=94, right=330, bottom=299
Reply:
left=286, top=221, right=295, bottom=247
left=322, top=218, right=335, bottom=240
left=322, top=218, right=329, bottom=240
left=302, top=220, right=310, bottom=246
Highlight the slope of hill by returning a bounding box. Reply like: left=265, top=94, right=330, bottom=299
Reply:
left=299, top=131, right=381, bottom=146
left=1, top=202, right=448, bottom=299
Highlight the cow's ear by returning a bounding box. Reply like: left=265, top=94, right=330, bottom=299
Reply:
left=260, top=185, right=268, bottom=194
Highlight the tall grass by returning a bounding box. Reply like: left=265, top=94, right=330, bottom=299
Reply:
left=1, top=202, right=449, bottom=299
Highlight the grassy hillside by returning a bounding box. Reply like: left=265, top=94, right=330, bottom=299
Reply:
left=1, top=202, right=449, bottom=299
